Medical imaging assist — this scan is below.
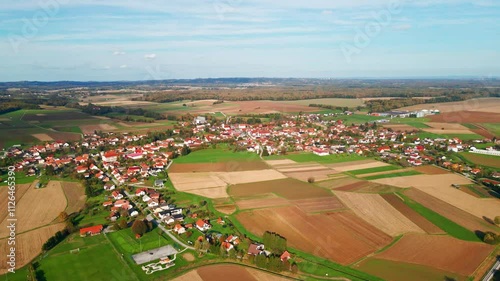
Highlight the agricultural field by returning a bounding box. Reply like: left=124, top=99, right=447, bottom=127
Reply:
left=0, top=181, right=66, bottom=238
left=282, top=98, right=365, bottom=107
left=0, top=223, right=66, bottom=274
left=334, top=191, right=424, bottom=236
left=422, top=122, right=477, bottom=135
left=333, top=180, right=405, bottom=194
left=173, top=264, right=290, bottom=281
left=398, top=98, right=500, bottom=113
left=228, top=178, right=333, bottom=200
left=267, top=152, right=366, bottom=164
left=460, top=152, right=500, bottom=169
left=236, top=206, right=392, bottom=265
left=356, top=258, right=467, bottom=281
left=347, top=164, right=400, bottom=175
left=374, top=234, right=493, bottom=276
left=362, top=170, right=421, bottom=180
left=174, top=147, right=261, bottom=164
left=61, top=181, right=86, bottom=214
left=0, top=183, right=32, bottom=222
left=169, top=161, right=269, bottom=173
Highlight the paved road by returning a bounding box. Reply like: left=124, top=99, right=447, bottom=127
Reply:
left=482, top=259, right=500, bottom=281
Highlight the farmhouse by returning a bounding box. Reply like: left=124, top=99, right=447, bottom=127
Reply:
left=104, top=182, right=115, bottom=191
left=154, top=179, right=165, bottom=188
left=102, top=151, right=119, bottom=162
left=112, top=191, right=123, bottom=200
left=195, top=219, right=211, bottom=232
left=174, top=224, right=186, bottom=234
left=248, top=244, right=264, bottom=256
left=80, top=225, right=103, bottom=237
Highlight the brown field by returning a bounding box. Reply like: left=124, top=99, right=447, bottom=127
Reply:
left=80, top=124, right=118, bottom=134
left=423, top=122, right=476, bottom=134
left=462, top=153, right=500, bottom=168
left=381, top=194, right=444, bottom=234
left=325, top=159, right=383, bottom=169
left=413, top=165, right=449, bottom=175
left=405, top=188, right=498, bottom=233
left=0, top=181, right=66, bottom=238
left=47, top=131, right=81, bottom=142
left=334, top=191, right=424, bottom=236
left=182, top=253, right=195, bottom=262
left=292, top=196, right=346, bottom=213
left=236, top=195, right=291, bottom=210
left=375, top=234, right=493, bottom=276
left=0, top=223, right=66, bottom=274
left=61, top=181, right=86, bottom=214
left=334, top=181, right=369, bottom=191
left=399, top=98, right=500, bottom=113
left=23, top=111, right=93, bottom=121
left=229, top=178, right=333, bottom=200
left=284, top=169, right=341, bottom=182
left=173, top=264, right=290, bottom=281
left=370, top=173, right=470, bottom=190
left=429, top=111, right=500, bottom=124
left=265, top=159, right=297, bottom=166
left=208, top=100, right=318, bottom=115
left=335, top=180, right=406, bottom=194
left=214, top=204, right=236, bottom=214
left=0, top=183, right=32, bottom=223
left=330, top=161, right=390, bottom=172
left=236, top=206, right=392, bottom=265
left=377, top=174, right=500, bottom=220
left=169, top=161, right=269, bottom=173
left=187, top=186, right=229, bottom=199
left=169, top=173, right=227, bottom=191
left=317, top=177, right=362, bottom=189
left=382, top=124, right=418, bottom=131
left=358, top=168, right=414, bottom=179
left=32, top=133, right=54, bottom=141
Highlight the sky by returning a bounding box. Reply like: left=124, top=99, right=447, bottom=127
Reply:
left=0, top=0, right=499, bottom=81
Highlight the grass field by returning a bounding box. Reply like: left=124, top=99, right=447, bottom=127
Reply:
left=459, top=152, right=500, bottom=169
left=397, top=192, right=480, bottom=242
left=267, top=153, right=366, bottom=164
left=108, top=227, right=172, bottom=254
left=348, top=165, right=400, bottom=176
left=336, top=114, right=385, bottom=124
left=416, top=132, right=483, bottom=140
left=175, top=147, right=261, bottom=164
left=389, top=117, right=431, bottom=128
left=363, top=170, right=421, bottom=180
left=38, top=234, right=139, bottom=281
left=481, top=123, right=500, bottom=136
left=356, top=258, right=466, bottom=281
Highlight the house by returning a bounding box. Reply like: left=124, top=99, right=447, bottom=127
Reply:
left=194, top=116, right=207, bottom=125
left=280, top=251, right=291, bottom=261
left=136, top=188, right=148, bottom=196
left=248, top=244, right=264, bottom=256
left=104, top=183, right=115, bottom=191
left=221, top=241, right=234, bottom=252
left=79, top=225, right=103, bottom=237
left=163, top=216, right=175, bottom=225
left=154, top=179, right=165, bottom=188
left=76, top=165, right=87, bottom=173
left=102, top=151, right=119, bottom=162
left=195, top=219, right=211, bottom=232
left=217, top=217, right=225, bottom=225
left=174, top=224, right=186, bottom=234
left=103, top=201, right=113, bottom=207
left=312, top=148, right=329, bottom=156
left=112, top=191, right=123, bottom=200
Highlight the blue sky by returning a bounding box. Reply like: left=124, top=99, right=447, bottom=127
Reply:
left=0, top=0, right=498, bottom=81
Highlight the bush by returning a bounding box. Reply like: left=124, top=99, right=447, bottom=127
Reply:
left=494, top=216, right=500, bottom=225
left=307, top=177, right=315, bottom=183
left=483, top=232, right=499, bottom=245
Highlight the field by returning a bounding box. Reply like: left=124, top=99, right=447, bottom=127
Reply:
left=413, top=165, right=449, bottom=175
left=398, top=98, right=500, bottom=113
left=173, top=264, right=290, bottom=281
left=37, top=234, right=138, bottom=281
left=0, top=183, right=32, bottom=222
left=348, top=165, right=400, bottom=175
left=404, top=188, right=498, bottom=236
left=0, top=181, right=66, bottom=238
left=0, top=223, right=66, bottom=274
left=267, top=153, right=366, bottom=164
left=381, top=194, right=444, bottom=234
left=282, top=98, right=364, bottom=107
left=229, top=178, right=333, bottom=200
left=169, top=161, right=269, bottom=173
left=175, top=147, right=261, bottom=163
left=330, top=160, right=390, bottom=172
left=422, top=122, right=477, bottom=135
left=236, top=195, right=291, bottom=210
left=429, top=111, right=500, bottom=124
left=356, top=258, right=467, bottom=281
left=460, top=152, right=500, bottom=168
left=108, top=228, right=172, bottom=254
left=334, top=191, right=423, bottom=236
left=61, top=181, right=86, bottom=214
left=236, top=206, right=392, bottom=265
left=333, top=181, right=405, bottom=194
left=374, top=234, right=493, bottom=276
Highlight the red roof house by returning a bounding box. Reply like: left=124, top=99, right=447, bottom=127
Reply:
left=80, top=225, right=103, bottom=237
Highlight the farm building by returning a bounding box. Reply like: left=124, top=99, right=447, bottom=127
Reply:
left=79, top=225, right=103, bottom=237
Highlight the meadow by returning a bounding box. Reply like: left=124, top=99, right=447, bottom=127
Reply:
left=175, top=146, right=261, bottom=163
left=363, top=170, right=421, bottom=180
left=267, top=152, right=366, bottom=164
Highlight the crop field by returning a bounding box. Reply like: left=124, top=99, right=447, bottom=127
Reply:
left=381, top=194, right=444, bottom=234
left=327, top=159, right=388, bottom=172
left=413, top=165, right=449, bottom=175
left=422, top=122, right=476, bottom=135
left=317, top=177, right=362, bottom=189
left=363, top=170, right=421, bottom=180
left=356, top=258, right=467, bottom=281
left=0, top=223, right=66, bottom=274
left=229, top=178, right=333, bottom=200
left=61, top=181, right=87, bottom=214
left=348, top=165, right=400, bottom=175
left=370, top=173, right=469, bottom=189
left=175, top=147, right=261, bottom=163
left=292, top=197, right=346, bottom=213
left=80, top=123, right=118, bottom=134
left=460, top=152, right=500, bottom=168
left=398, top=98, right=500, bottom=113
left=236, top=195, right=291, bottom=210
left=236, top=206, right=392, bottom=265
left=334, top=181, right=405, bottom=193
left=334, top=191, right=424, bottom=236
left=217, top=169, right=287, bottom=185
left=0, top=181, right=66, bottom=238
left=0, top=183, right=32, bottom=222
left=173, top=264, right=290, bottom=281
left=268, top=152, right=366, bottom=164
left=429, top=111, right=500, bottom=123
left=375, top=234, right=493, bottom=276
left=281, top=98, right=365, bottom=107
left=404, top=188, right=498, bottom=235
left=382, top=123, right=419, bottom=131
left=169, top=161, right=269, bottom=173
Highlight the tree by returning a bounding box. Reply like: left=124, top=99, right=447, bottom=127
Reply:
left=46, top=165, right=55, bottom=176
left=255, top=254, right=267, bottom=268
left=58, top=211, right=69, bottom=221
left=291, top=262, right=298, bottom=274
left=118, top=219, right=128, bottom=230
left=131, top=220, right=148, bottom=236
left=494, top=216, right=500, bottom=225
left=307, top=177, right=315, bottom=183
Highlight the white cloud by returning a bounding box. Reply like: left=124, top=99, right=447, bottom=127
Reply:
left=321, top=10, right=333, bottom=15
left=144, top=54, right=157, bottom=60
left=113, top=51, right=125, bottom=55
left=393, top=24, right=412, bottom=31
left=120, top=64, right=127, bottom=68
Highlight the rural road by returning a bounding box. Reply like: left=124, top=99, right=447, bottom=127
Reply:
left=146, top=214, right=195, bottom=250
left=482, top=258, right=500, bottom=281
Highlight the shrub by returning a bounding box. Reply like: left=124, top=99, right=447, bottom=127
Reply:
left=307, top=177, right=315, bottom=183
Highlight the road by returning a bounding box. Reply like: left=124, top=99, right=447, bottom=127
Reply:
left=146, top=214, right=194, bottom=250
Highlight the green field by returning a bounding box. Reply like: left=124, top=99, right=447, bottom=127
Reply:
left=363, top=170, right=421, bottom=180
left=174, top=146, right=261, bottom=163
left=481, top=123, right=500, bottom=136
left=389, top=117, right=431, bottom=128
left=336, top=114, right=385, bottom=124
left=267, top=152, right=366, bottom=164
left=108, top=228, right=172, bottom=254
left=459, top=152, right=500, bottom=169
left=283, top=98, right=365, bottom=107
left=416, top=132, right=483, bottom=140
left=348, top=165, right=400, bottom=175
left=356, top=258, right=466, bottom=281
left=397, top=192, right=481, bottom=242
left=38, top=234, right=139, bottom=281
